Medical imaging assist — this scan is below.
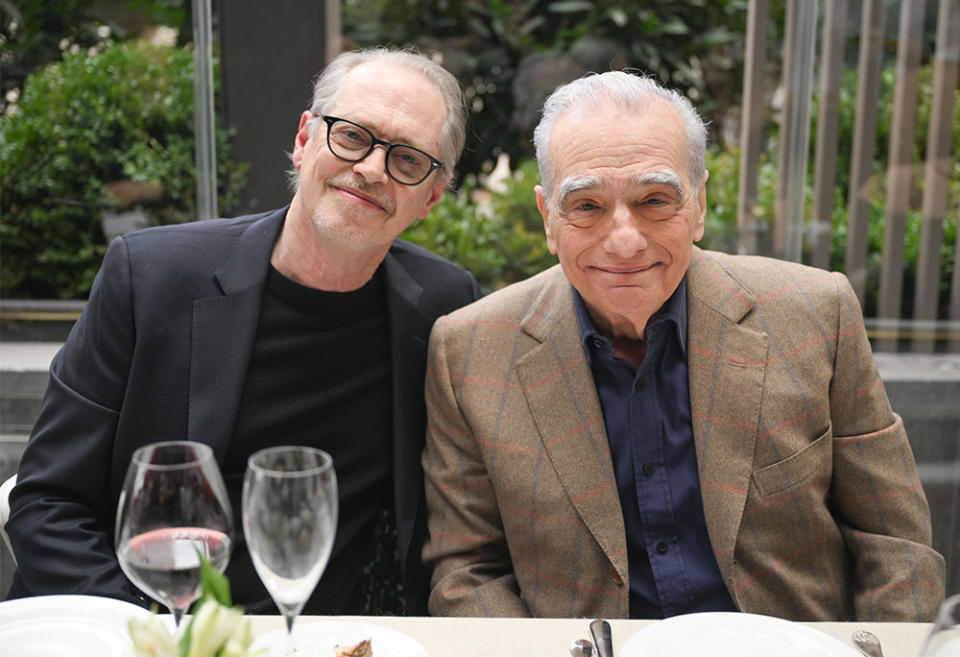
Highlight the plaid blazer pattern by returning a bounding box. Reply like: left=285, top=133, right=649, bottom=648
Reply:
left=422, top=248, right=945, bottom=621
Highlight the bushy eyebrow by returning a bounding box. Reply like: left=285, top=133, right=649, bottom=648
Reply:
left=632, top=170, right=685, bottom=202
left=555, top=175, right=602, bottom=209
left=554, top=170, right=686, bottom=209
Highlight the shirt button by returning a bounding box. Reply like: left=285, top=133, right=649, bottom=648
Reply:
left=642, top=462, right=655, bottom=477
left=635, top=379, right=646, bottom=391
left=591, top=337, right=605, bottom=349
left=656, top=541, right=669, bottom=555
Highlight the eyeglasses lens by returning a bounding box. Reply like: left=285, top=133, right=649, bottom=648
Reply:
left=387, top=147, right=431, bottom=183
left=329, top=123, right=371, bottom=158
left=327, top=120, right=432, bottom=185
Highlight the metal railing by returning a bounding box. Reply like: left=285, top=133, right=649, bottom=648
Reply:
left=738, top=0, right=959, bottom=353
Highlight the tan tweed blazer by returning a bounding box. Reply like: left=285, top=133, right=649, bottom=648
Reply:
left=422, top=248, right=945, bottom=621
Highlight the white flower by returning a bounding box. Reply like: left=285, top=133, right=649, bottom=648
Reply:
left=128, top=615, right=178, bottom=657
left=129, top=600, right=263, bottom=657
left=187, top=599, right=250, bottom=657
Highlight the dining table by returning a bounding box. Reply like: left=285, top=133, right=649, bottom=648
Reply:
left=246, top=614, right=934, bottom=656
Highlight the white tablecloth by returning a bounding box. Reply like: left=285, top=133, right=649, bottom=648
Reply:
left=247, top=615, right=932, bottom=656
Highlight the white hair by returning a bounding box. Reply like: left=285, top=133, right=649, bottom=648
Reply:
left=288, top=46, right=466, bottom=190
left=532, top=70, right=707, bottom=200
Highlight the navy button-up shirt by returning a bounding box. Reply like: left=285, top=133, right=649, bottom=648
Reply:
left=573, top=277, right=736, bottom=618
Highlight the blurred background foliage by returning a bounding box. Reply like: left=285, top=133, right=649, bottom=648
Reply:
left=0, top=0, right=955, bottom=311
left=343, top=0, right=753, bottom=180
left=403, top=158, right=555, bottom=293
left=1, top=1, right=245, bottom=299
left=0, top=36, right=247, bottom=298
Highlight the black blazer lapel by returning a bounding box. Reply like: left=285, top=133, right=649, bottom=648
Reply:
left=383, top=250, right=432, bottom=565
left=188, top=208, right=286, bottom=463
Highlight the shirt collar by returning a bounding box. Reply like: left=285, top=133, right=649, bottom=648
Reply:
left=573, top=275, right=688, bottom=360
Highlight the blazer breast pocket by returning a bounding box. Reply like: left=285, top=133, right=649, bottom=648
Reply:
left=751, top=425, right=832, bottom=498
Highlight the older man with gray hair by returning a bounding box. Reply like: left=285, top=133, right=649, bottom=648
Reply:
left=421, top=70, right=944, bottom=620
left=8, top=46, right=480, bottom=616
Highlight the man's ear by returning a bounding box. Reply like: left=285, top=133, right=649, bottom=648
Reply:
left=693, top=170, right=708, bottom=242
left=418, top=179, right=446, bottom=219
left=535, top=185, right=558, bottom=255
left=291, top=111, right=314, bottom=170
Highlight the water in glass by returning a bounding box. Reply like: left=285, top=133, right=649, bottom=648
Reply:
left=115, top=440, right=234, bottom=626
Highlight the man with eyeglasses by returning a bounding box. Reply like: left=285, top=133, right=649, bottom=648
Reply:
left=7, top=47, right=480, bottom=616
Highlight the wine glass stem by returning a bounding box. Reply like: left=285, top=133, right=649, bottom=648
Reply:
left=284, top=615, right=296, bottom=657
left=172, top=606, right=187, bottom=627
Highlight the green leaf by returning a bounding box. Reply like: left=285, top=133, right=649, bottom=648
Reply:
left=177, top=553, right=232, bottom=657
left=547, top=1, right=594, bottom=14
left=199, top=552, right=233, bottom=607
left=518, top=15, right=546, bottom=36
left=179, top=618, right=193, bottom=657
left=658, top=17, right=689, bottom=35
left=607, top=7, right=628, bottom=27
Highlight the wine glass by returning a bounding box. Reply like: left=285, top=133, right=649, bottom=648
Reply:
left=115, top=440, right=234, bottom=627
left=242, top=446, right=337, bottom=647
left=920, top=594, right=960, bottom=657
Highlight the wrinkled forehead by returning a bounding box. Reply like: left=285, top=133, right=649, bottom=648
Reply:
left=546, top=100, right=691, bottom=196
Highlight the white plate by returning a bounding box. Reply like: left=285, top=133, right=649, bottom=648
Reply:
left=0, top=594, right=154, bottom=657
left=252, top=621, right=428, bottom=657
left=621, top=612, right=860, bottom=657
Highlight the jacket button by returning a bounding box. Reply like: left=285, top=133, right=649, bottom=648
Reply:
left=610, top=567, right=624, bottom=586
left=656, top=541, right=669, bottom=555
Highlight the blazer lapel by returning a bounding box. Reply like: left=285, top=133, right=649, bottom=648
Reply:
left=382, top=250, right=433, bottom=563
left=686, top=248, right=769, bottom=603
left=188, top=209, right=286, bottom=463
left=515, top=267, right=629, bottom=586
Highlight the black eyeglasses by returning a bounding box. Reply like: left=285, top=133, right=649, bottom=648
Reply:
left=320, top=115, right=444, bottom=186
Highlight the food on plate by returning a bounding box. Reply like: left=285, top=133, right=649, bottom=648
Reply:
left=334, top=638, right=372, bottom=657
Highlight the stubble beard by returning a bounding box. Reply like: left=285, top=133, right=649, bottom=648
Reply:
left=305, top=172, right=397, bottom=247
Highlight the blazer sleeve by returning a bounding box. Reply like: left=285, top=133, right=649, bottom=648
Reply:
left=6, top=236, right=145, bottom=605
left=421, top=314, right=532, bottom=617
left=826, top=273, right=945, bottom=620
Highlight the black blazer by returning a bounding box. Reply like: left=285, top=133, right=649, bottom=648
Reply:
left=6, top=207, right=480, bottom=613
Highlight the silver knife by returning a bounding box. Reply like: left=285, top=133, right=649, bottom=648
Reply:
left=590, top=619, right=613, bottom=657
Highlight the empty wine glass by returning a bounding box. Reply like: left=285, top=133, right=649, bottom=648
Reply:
left=920, top=594, right=960, bottom=657
left=115, top=440, right=234, bottom=626
left=242, top=446, right=337, bottom=649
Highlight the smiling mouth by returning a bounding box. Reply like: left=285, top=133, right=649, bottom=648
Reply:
left=334, top=184, right=389, bottom=212
left=591, top=263, right=661, bottom=275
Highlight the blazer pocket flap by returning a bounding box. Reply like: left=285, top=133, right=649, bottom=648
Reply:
left=752, top=425, right=832, bottom=497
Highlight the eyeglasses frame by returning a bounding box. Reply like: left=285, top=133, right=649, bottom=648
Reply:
left=320, top=115, right=444, bottom=186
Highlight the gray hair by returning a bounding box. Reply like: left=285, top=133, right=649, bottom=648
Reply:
left=288, top=46, right=467, bottom=190
left=532, top=70, right=707, bottom=200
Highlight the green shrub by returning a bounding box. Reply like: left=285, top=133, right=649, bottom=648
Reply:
left=701, top=144, right=780, bottom=255
left=703, top=63, right=959, bottom=320
left=403, top=159, right=556, bottom=293
left=0, top=40, right=248, bottom=299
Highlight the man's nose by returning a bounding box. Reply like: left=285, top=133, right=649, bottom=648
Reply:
left=602, top=205, right=647, bottom=256
left=352, top=145, right=390, bottom=184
